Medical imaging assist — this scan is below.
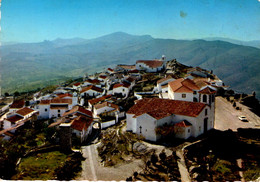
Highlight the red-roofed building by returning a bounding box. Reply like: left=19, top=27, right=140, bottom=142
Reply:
left=136, top=60, right=165, bottom=72
left=107, top=68, right=115, bottom=74
left=126, top=98, right=214, bottom=141
left=88, top=95, right=112, bottom=110
left=82, top=79, right=101, bottom=87
left=168, top=78, right=216, bottom=106
left=9, top=100, right=25, bottom=112
left=157, top=75, right=176, bottom=93
left=80, top=85, right=103, bottom=97
left=73, top=82, right=81, bottom=90
left=3, top=107, right=38, bottom=133
left=93, top=101, right=120, bottom=117
left=112, top=82, right=131, bottom=97
left=98, top=75, right=108, bottom=82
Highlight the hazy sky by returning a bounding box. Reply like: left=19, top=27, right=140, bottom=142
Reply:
left=1, top=0, right=260, bottom=42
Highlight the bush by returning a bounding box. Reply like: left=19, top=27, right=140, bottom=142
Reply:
left=233, top=102, right=236, bottom=107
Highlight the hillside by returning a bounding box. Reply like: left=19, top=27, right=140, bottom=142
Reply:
left=0, top=32, right=259, bottom=97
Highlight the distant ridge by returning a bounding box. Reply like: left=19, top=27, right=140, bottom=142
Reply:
left=1, top=32, right=259, bottom=98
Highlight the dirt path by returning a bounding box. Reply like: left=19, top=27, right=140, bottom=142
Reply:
left=78, top=143, right=143, bottom=181
left=215, top=97, right=257, bottom=131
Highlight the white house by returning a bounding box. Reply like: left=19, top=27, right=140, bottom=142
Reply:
left=80, top=85, right=103, bottom=97
left=88, top=95, right=112, bottom=111
left=3, top=107, right=38, bottom=133
left=82, top=79, right=101, bottom=87
left=73, top=82, right=81, bottom=90
left=36, top=98, right=74, bottom=119
left=168, top=78, right=200, bottom=102
left=126, top=98, right=214, bottom=142
left=156, top=75, right=175, bottom=92
left=136, top=60, right=165, bottom=73
left=107, top=68, right=115, bottom=74
left=98, top=75, right=108, bottom=83
left=112, top=82, right=131, bottom=97
left=93, top=101, right=120, bottom=118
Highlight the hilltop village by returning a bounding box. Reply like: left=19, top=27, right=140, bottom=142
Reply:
left=0, top=57, right=259, bottom=181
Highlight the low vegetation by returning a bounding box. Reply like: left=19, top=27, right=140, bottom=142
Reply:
left=184, top=129, right=260, bottom=181
left=127, top=150, right=181, bottom=181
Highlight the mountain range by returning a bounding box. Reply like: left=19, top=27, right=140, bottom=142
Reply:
left=0, top=32, right=259, bottom=98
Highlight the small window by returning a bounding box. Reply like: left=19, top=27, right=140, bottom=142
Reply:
left=182, top=94, right=186, bottom=98
left=205, top=109, right=208, bottom=116
left=45, top=108, right=48, bottom=112
left=193, top=91, right=197, bottom=94
left=188, top=129, right=190, bottom=133
left=58, top=110, right=60, bottom=113
left=139, top=65, right=141, bottom=67
left=199, top=126, right=201, bottom=132
left=166, top=91, right=168, bottom=93
left=58, top=114, right=60, bottom=117
left=122, top=89, right=125, bottom=91
left=203, top=95, right=207, bottom=102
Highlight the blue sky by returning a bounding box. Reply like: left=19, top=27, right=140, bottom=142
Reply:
left=1, top=0, right=260, bottom=42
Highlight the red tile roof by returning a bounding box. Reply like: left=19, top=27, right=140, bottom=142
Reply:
left=73, top=82, right=81, bottom=86
left=10, top=100, right=25, bottom=109
left=71, top=115, right=93, bottom=131
left=108, top=68, right=114, bottom=72
left=118, top=65, right=136, bottom=70
left=127, top=98, right=206, bottom=119
left=51, top=98, right=72, bottom=104
left=175, top=120, right=192, bottom=127
left=94, top=101, right=119, bottom=110
left=88, top=95, right=112, bottom=105
left=169, top=78, right=200, bottom=93
left=63, top=105, right=92, bottom=117
left=198, top=87, right=216, bottom=94
left=113, top=82, right=130, bottom=89
left=157, top=75, right=174, bottom=84
left=99, top=75, right=107, bottom=79
left=6, top=115, right=24, bottom=123
left=50, top=105, right=68, bottom=110
left=56, top=93, right=73, bottom=98
left=16, top=107, right=35, bottom=116
left=128, top=69, right=139, bottom=73
left=80, top=85, right=103, bottom=93
left=136, top=60, right=164, bottom=68
left=39, top=100, right=51, bottom=105
left=126, top=77, right=136, bottom=83
left=85, top=79, right=101, bottom=85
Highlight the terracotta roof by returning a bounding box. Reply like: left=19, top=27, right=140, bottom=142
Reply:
left=16, top=107, right=35, bottom=116
left=126, top=77, right=136, bottom=83
left=50, top=105, right=68, bottom=110
left=85, top=79, right=100, bottom=85
left=73, top=82, right=81, bottom=86
left=108, top=68, right=114, bottom=72
left=51, top=98, right=72, bottom=104
left=88, top=95, right=112, bottom=105
left=6, top=115, right=24, bottom=123
left=127, top=98, right=206, bottom=119
left=99, top=75, right=107, bottom=79
left=56, top=93, right=73, bottom=98
left=169, top=78, right=200, bottom=93
left=136, top=60, right=164, bottom=68
left=118, top=65, right=136, bottom=70
left=63, top=105, right=92, bottom=117
left=94, top=101, right=119, bottom=110
left=175, top=120, right=192, bottom=127
left=10, top=100, right=25, bottom=109
left=198, top=87, right=216, bottom=94
left=157, top=75, right=174, bottom=84
left=71, top=116, right=93, bottom=131
left=39, top=100, right=51, bottom=105
left=80, top=85, right=103, bottom=93
left=113, top=82, right=130, bottom=89
left=128, top=69, right=139, bottom=73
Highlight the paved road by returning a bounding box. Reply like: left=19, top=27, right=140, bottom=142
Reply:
left=215, top=97, right=258, bottom=131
